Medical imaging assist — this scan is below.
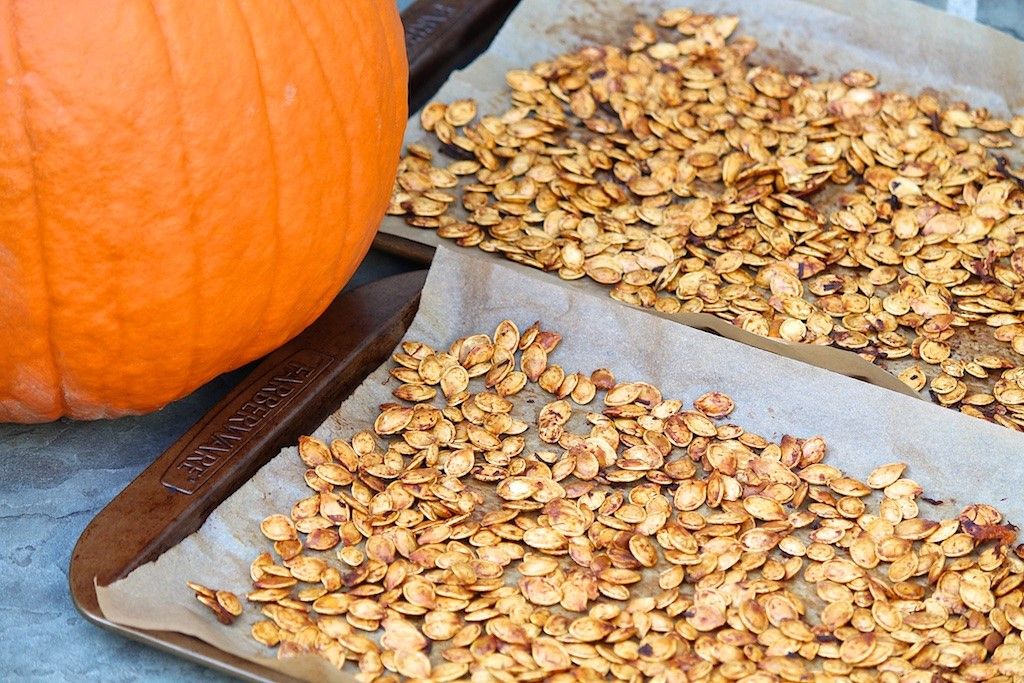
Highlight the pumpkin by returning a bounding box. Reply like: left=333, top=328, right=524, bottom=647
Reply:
left=0, top=1, right=407, bottom=422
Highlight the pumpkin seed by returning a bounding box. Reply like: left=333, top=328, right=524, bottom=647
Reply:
left=444, top=98, right=477, bottom=127
left=260, top=514, right=296, bottom=541
left=250, top=620, right=281, bottom=646
left=188, top=582, right=241, bottom=625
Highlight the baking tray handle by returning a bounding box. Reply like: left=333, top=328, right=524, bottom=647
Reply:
left=404, top=0, right=521, bottom=111
left=71, top=271, right=427, bottom=590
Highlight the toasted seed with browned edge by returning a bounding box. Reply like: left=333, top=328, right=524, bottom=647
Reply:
left=188, top=583, right=242, bottom=625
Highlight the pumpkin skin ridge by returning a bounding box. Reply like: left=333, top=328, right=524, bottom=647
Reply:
left=230, top=0, right=345, bottom=365
left=282, top=0, right=356, bottom=340
left=18, top=0, right=238, bottom=419
left=369, top=0, right=410, bottom=248
left=60, top=0, right=208, bottom=418
left=145, top=0, right=205, bottom=404
left=225, top=0, right=285, bottom=365
left=157, top=0, right=400, bottom=416
left=148, top=0, right=282, bottom=400
left=0, top=0, right=407, bottom=422
left=171, top=0, right=407, bottom=417
left=5, top=0, right=64, bottom=421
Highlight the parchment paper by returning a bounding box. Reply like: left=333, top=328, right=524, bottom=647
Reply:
left=98, top=245, right=1024, bottom=681
left=381, top=0, right=1024, bottom=400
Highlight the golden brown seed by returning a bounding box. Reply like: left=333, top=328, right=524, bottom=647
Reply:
left=349, top=599, right=385, bottom=621
left=444, top=448, right=475, bottom=478
left=570, top=375, right=597, bottom=404
left=297, top=436, right=331, bottom=467
left=866, top=463, right=905, bottom=491
left=305, top=528, right=340, bottom=551
left=532, top=636, right=571, bottom=671
left=260, top=514, right=296, bottom=541
left=419, top=102, right=446, bottom=131
left=441, top=365, right=470, bottom=399
left=196, top=593, right=234, bottom=625
left=605, top=383, right=641, bottom=406
left=694, top=391, right=734, bottom=418
left=394, top=650, right=431, bottom=679
left=743, top=495, right=787, bottom=521
left=444, top=98, right=477, bottom=127
left=246, top=588, right=291, bottom=603
left=591, top=368, right=615, bottom=390
left=393, top=383, right=437, bottom=402
left=374, top=406, right=413, bottom=435
left=251, top=620, right=281, bottom=646
left=215, top=591, right=243, bottom=617
left=538, top=364, right=565, bottom=394
left=186, top=581, right=214, bottom=598
left=287, top=556, right=326, bottom=583
left=628, top=534, right=658, bottom=567
left=313, top=462, right=352, bottom=486
left=521, top=343, right=548, bottom=382
left=494, top=320, right=520, bottom=352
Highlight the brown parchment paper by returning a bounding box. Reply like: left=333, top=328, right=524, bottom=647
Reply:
left=380, top=0, right=1024, bottom=400
left=97, top=244, right=1024, bottom=681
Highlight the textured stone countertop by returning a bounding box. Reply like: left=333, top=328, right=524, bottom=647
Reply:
left=1, top=1, right=1020, bottom=681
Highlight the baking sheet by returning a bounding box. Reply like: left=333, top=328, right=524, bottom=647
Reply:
left=97, top=244, right=1024, bottom=681
left=380, top=0, right=1024, bottom=401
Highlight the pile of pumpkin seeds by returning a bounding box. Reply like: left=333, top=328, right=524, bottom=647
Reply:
left=387, top=8, right=1024, bottom=431
left=187, top=581, right=243, bottom=626
left=205, top=318, right=1024, bottom=682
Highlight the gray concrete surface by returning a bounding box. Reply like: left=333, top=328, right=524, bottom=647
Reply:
left=1, top=0, right=1019, bottom=680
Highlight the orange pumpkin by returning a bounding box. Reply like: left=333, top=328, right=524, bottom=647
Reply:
left=0, top=1, right=407, bottom=422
